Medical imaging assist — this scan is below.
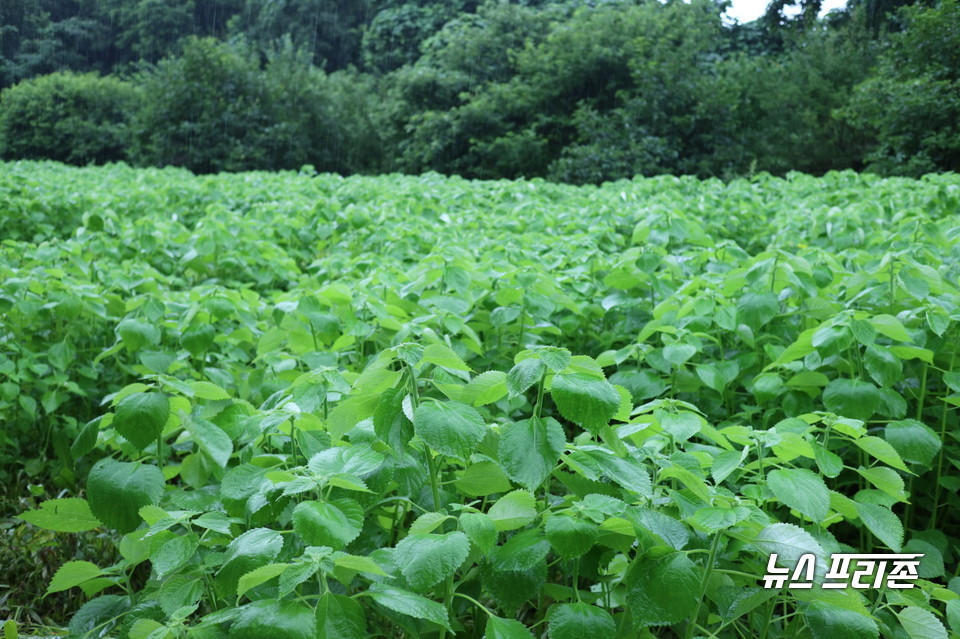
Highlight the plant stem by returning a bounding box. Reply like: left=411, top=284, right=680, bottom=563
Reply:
left=686, top=532, right=722, bottom=639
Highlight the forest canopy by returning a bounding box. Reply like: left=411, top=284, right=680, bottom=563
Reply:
left=0, top=0, right=957, bottom=182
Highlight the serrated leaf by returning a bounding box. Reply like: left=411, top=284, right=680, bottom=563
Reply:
left=767, top=468, right=830, bottom=522
left=549, top=373, right=620, bottom=434
left=870, top=314, right=911, bottom=342
left=87, top=459, right=165, bottom=534
left=897, top=607, right=948, bottom=639
left=854, top=436, right=909, bottom=471
left=506, top=358, right=545, bottom=397
left=316, top=592, right=367, bottom=639
left=864, top=345, right=902, bottom=388
left=885, top=419, right=941, bottom=466
left=422, top=343, right=471, bottom=372
left=498, top=417, right=566, bottom=491
left=490, top=529, right=550, bottom=571
left=292, top=499, right=363, bottom=550
left=823, top=379, right=880, bottom=421
left=366, top=584, right=451, bottom=630
left=185, top=416, right=233, bottom=468
left=663, top=343, right=697, bottom=366
left=626, top=552, right=700, bottom=627
left=46, top=561, right=104, bottom=595
left=413, top=400, right=487, bottom=461
left=854, top=502, right=903, bottom=552
left=152, top=533, right=199, bottom=578
left=237, top=563, right=290, bottom=598
left=216, top=528, right=284, bottom=598
left=547, top=602, right=616, bottom=639
left=752, top=523, right=827, bottom=578
left=462, top=371, right=508, bottom=406
left=545, top=516, right=598, bottom=559
left=805, top=602, right=879, bottom=639
left=18, top=498, right=102, bottom=532
left=189, top=381, right=230, bottom=401
left=114, top=392, right=170, bottom=451
left=408, top=512, right=449, bottom=536
left=334, top=554, right=390, bottom=577
left=485, top=616, right=535, bottom=639
left=460, top=512, right=497, bottom=553
left=456, top=461, right=513, bottom=497
left=229, top=599, right=315, bottom=639
left=488, top=490, right=537, bottom=531
left=394, top=532, right=470, bottom=591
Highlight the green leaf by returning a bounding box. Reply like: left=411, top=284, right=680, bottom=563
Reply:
left=737, top=292, right=778, bottom=330
left=823, top=379, right=880, bottom=421
left=118, top=318, right=161, bottom=351
left=488, top=490, right=537, bottom=531
left=237, top=563, right=290, bottom=598
left=422, top=343, right=471, bottom=372
left=316, top=592, right=367, bottom=639
left=585, top=449, right=653, bottom=498
left=456, top=461, right=514, bottom=496
left=498, top=417, right=566, bottom=491
left=188, top=381, right=230, bottom=401
left=413, top=400, right=487, bottom=461
left=663, top=343, right=697, bottom=366
left=152, top=533, right=199, bottom=578
left=485, top=616, right=534, bottom=639
left=547, top=603, right=616, bottom=639
left=813, top=443, right=844, bottom=478
left=659, top=411, right=703, bottom=442
left=46, top=561, right=104, bottom=595
left=490, top=529, right=551, bottom=572
left=896, top=607, right=948, bottom=639
left=626, top=552, right=700, bottom=627
left=752, top=523, right=827, bottom=577
left=885, top=419, right=941, bottom=466
left=549, top=373, right=620, bottom=434
left=805, top=602, right=879, bottom=639
left=767, top=468, right=830, bottom=522
left=366, top=584, right=451, bottom=630
left=712, top=448, right=747, bottom=483
left=462, top=371, right=508, bottom=406
left=854, top=435, right=909, bottom=471
left=393, top=532, right=470, bottom=591
left=408, top=512, right=449, bottom=536
left=864, top=345, right=902, bottom=388
left=460, top=512, right=497, bottom=553
left=292, top=499, right=363, bottom=550
left=870, top=314, right=911, bottom=342
left=856, top=466, right=906, bottom=501
left=229, top=599, right=315, bottom=639
left=854, top=502, right=903, bottom=552
left=687, top=506, right=751, bottom=532
left=334, top=554, right=390, bottom=577
left=536, top=347, right=573, bottom=373
left=216, top=528, right=284, bottom=598
left=506, top=358, right=545, bottom=397
left=4, top=619, right=18, bottom=639
left=17, top=498, right=102, bottom=532
left=87, top=459, right=165, bottom=534
left=185, top=416, right=233, bottom=468
left=545, top=516, right=598, bottom=560
left=114, top=392, right=170, bottom=451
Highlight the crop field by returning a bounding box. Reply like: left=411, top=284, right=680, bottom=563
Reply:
left=2, top=161, right=960, bottom=638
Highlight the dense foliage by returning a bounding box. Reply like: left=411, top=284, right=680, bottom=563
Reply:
left=3, top=161, right=960, bottom=638
left=0, top=0, right=958, bottom=181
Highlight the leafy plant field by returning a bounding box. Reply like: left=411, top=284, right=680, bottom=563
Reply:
left=3, top=161, right=960, bottom=638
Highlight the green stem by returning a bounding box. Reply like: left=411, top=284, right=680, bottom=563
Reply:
left=930, top=346, right=956, bottom=529
left=685, top=532, right=722, bottom=639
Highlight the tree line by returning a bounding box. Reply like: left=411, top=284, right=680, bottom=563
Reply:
left=0, top=0, right=957, bottom=183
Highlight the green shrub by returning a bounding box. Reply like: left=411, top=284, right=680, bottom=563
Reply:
left=0, top=72, right=139, bottom=165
